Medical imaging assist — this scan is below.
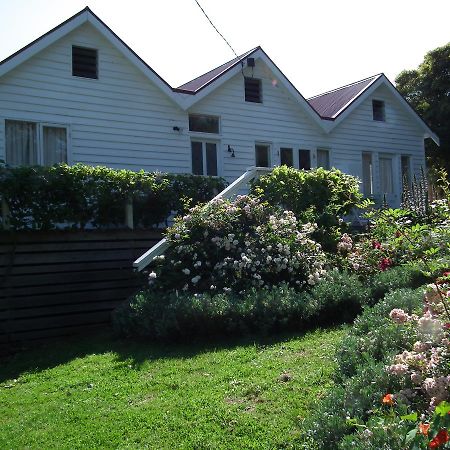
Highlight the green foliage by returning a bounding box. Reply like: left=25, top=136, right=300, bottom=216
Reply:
left=395, top=42, right=450, bottom=174
left=368, top=265, right=428, bottom=303
left=150, top=195, right=326, bottom=294
left=250, top=166, right=363, bottom=250
left=304, top=287, right=426, bottom=448
left=115, top=271, right=379, bottom=342
left=0, top=164, right=226, bottom=230
left=335, top=287, right=424, bottom=381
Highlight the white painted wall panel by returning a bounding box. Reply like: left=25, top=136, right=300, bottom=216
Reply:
left=0, top=23, right=189, bottom=173
left=0, top=22, right=428, bottom=208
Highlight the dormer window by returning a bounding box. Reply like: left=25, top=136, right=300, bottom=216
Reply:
left=245, top=77, right=262, bottom=103
left=372, top=100, right=385, bottom=121
left=72, top=46, right=98, bottom=79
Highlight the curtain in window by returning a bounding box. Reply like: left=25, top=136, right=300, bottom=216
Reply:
left=43, top=126, right=67, bottom=165
left=317, top=149, right=330, bottom=169
left=379, top=156, right=393, bottom=194
left=5, top=120, right=37, bottom=165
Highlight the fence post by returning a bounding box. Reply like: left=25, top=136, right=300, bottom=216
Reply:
left=1, top=198, right=10, bottom=230
left=125, top=197, right=134, bottom=230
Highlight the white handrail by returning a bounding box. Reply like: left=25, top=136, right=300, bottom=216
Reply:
left=133, top=166, right=272, bottom=272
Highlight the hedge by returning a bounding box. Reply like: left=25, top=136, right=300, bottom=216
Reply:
left=0, top=164, right=226, bottom=230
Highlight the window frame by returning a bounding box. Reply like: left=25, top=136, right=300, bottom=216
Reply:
left=3, top=118, right=71, bottom=166
left=188, top=114, right=220, bottom=134
left=72, top=45, right=98, bottom=80
left=372, top=99, right=386, bottom=122
left=401, top=154, right=412, bottom=189
left=255, top=142, right=271, bottom=167
left=244, top=77, right=263, bottom=103
left=316, top=148, right=331, bottom=169
left=190, top=139, right=220, bottom=176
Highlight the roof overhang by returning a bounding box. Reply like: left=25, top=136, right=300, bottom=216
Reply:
left=326, top=74, right=439, bottom=145
left=177, top=48, right=330, bottom=131
left=0, top=7, right=186, bottom=109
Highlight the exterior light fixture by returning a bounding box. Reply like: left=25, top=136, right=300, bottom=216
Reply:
left=227, top=145, right=235, bottom=157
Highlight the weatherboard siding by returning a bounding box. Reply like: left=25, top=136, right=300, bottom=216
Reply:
left=0, top=23, right=428, bottom=207
left=329, top=84, right=426, bottom=204
left=0, top=23, right=188, bottom=172
left=187, top=60, right=326, bottom=181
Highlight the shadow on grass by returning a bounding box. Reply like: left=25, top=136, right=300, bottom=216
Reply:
left=0, top=323, right=344, bottom=383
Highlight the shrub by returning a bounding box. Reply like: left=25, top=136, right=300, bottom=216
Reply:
left=303, top=270, right=370, bottom=324
left=149, top=195, right=326, bottom=294
left=250, top=166, right=363, bottom=250
left=114, top=270, right=382, bottom=342
left=0, top=163, right=226, bottom=230
left=335, top=287, right=424, bottom=381
left=304, top=286, right=427, bottom=449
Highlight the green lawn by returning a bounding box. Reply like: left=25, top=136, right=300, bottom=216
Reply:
left=0, top=327, right=345, bottom=449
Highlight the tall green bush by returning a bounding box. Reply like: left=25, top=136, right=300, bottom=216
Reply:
left=0, top=164, right=226, bottom=230
left=250, top=166, right=363, bottom=250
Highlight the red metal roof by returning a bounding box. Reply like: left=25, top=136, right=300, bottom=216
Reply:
left=175, top=47, right=260, bottom=94
left=307, top=74, right=382, bottom=119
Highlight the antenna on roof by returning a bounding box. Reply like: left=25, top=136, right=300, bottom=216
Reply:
left=193, top=0, right=240, bottom=60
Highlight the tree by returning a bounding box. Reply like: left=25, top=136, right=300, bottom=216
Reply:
left=395, top=42, right=450, bottom=174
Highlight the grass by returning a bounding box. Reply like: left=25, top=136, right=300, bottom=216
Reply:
left=0, top=327, right=345, bottom=449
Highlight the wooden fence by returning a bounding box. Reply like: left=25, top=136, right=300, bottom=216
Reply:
left=0, top=230, right=161, bottom=353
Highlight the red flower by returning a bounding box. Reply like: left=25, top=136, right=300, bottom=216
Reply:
left=429, top=429, right=449, bottom=448
left=444, top=323, right=450, bottom=330
left=379, top=257, right=392, bottom=271
left=382, top=393, right=394, bottom=405
left=372, top=240, right=382, bottom=250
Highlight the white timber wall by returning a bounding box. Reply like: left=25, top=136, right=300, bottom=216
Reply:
left=187, top=60, right=326, bottom=182
left=0, top=23, right=188, bottom=172
left=328, top=84, right=426, bottom=206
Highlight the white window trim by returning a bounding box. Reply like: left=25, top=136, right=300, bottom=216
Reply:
left=190, top=139, right=221, bottom=177
left=361, top=151, right=374, bottom=197
left=2, top=117, right=72, bottom=166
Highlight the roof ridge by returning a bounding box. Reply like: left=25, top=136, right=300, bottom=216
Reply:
left=176, top=46, right=260, bottom=92
left=307, top=73, right=383, bottom=100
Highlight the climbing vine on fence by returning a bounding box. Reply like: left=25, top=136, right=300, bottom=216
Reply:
left=0, top=164, right=226, bottom=230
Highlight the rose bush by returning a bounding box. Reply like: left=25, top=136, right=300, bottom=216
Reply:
left=147, top=195, right=326, bottom=294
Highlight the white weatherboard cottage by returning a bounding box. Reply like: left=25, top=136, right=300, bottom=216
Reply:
left=0, top=7, right=439, bottom=208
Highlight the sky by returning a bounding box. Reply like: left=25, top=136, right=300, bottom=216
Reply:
left=0, top=0, right=448, bottom=98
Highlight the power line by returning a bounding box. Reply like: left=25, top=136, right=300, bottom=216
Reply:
left=193, top=0, right=239, bottom=60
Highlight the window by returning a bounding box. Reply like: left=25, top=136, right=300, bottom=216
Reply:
left=280, top=148, right=293, bottom=167
left=379, top=155, right=394, bottom=194
left=245, top=77, right=262, bottom=103
left=299, top=149, right=311, bottom=170
left=188, top=115, right=219, bottom=134
left=5, top=120, right=68, bottom=166
left=401, top=155, right=411, bottom=189
left=72, top=46, right=98, bottom=79
left=255, top=144, right=270, bottom=167
left=191, top=141, right=217, bottom=176
left=372, top=100, right=385, bottom=121
left=362, top=152, right=373, bottom=196
left=317, top=149, right=330, bottom=169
